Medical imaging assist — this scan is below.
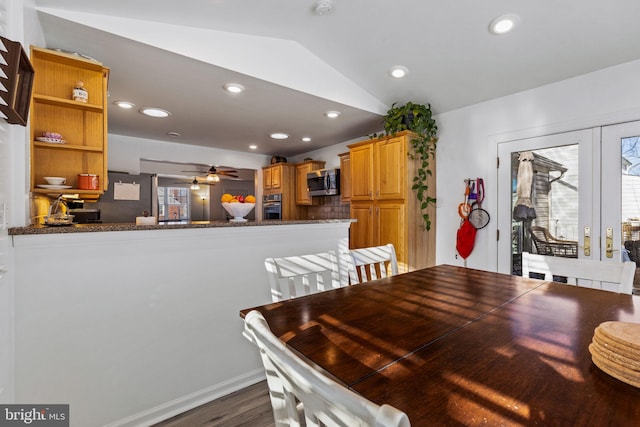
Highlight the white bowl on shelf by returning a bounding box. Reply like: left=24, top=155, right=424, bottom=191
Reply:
left=222, top=202, right=255, bottom=222
left=43, top=176, right=66, bottom=185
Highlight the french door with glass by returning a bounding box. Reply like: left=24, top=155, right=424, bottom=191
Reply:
left=602, top=121, right=640, bottom=271
left=498, top=121, right=640, bottom=293
left=497, top=129, right=596, bottom=276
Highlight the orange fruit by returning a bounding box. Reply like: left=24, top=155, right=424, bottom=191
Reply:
left=245, top=195, right=256, bottom=203
left=221, top=193, right=234, bottom=202
left=229, top=198, right=239, bottom=203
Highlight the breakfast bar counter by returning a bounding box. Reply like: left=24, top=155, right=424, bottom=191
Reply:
left=8, top=219, right=353, bottom=235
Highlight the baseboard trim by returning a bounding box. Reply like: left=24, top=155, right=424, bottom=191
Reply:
left=105, top=369, right=265, bottom=427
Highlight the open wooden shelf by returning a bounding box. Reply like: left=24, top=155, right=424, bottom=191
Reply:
left=29, top=46, right=109, bottom=200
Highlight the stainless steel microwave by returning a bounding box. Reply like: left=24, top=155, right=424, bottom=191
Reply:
left=307, top=168, right=340, bottom=196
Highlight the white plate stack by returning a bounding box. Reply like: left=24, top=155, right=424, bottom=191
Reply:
left=589, top=321, right=640, bottom=388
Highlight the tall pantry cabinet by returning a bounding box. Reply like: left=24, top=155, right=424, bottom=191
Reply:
left=348, top=131, right=436, bottom=272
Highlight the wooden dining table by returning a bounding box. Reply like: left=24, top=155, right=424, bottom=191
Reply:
left=240, top=264, right=640, bottom=426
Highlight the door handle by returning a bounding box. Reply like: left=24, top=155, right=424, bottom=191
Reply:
left=606, top=227, right=613, bottom=258
left=584, top=226, right=591, bottom=256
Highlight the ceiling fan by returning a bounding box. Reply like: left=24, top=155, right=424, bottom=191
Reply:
left=181, top=165, right=239, bottom=182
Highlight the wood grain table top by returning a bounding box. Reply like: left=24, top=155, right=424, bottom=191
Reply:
left=240, top=264, right=640, bottom=426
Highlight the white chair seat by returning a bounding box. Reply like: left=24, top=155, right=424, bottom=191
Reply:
left=265, top=251, right=342, bottom=302
left=521, top=252, right=636, bottom=294
left=243, top=310, right=411, bottom=427
left=346, top=244, right=399, bottom=285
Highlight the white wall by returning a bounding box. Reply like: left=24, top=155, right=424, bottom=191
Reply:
left=0, top=0, right=46, bottom=404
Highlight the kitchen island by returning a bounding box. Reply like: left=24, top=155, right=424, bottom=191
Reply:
left=11, top=220, right=353, bottom=427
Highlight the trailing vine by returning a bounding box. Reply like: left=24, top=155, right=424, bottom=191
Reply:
left=372, top=102, right=439, bottom=230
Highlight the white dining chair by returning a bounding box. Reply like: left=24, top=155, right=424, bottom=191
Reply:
left=243, top=310, right=411, bottom=427
left=521, top=252, right=636, bottom=294
left=345, top=244, right=399, bottom=285
left=265, top=250, right=342, bottom=302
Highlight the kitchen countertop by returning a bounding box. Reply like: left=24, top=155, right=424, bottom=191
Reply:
left=8, top=219, right=355, bottom=235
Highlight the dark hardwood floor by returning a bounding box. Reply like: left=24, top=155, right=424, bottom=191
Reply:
left=152, top=381, right=274, bottom=427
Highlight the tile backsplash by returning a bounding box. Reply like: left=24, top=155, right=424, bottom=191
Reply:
left=306, top=195, right=350, bottom=219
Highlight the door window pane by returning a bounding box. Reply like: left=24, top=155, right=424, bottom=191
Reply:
left=621, top=136, right=640, bottom=263
left=511, top=145, right=579, bottom=275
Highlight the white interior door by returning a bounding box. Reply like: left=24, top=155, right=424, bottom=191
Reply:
left=602, top=121, right=640, bottom=270
left=497, top=129, right=597, bottom=274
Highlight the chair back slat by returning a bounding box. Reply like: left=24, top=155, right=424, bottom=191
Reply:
left=347, top=244, right=399, bottom=285
left=265, top=251, right=342, bottom=302
left=244, top=310, right=411, bottom=427
left=521, top=252, right=635, bottom=294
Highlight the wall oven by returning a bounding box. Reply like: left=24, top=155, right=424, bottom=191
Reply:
left=263, top=193, right=282, bottom=220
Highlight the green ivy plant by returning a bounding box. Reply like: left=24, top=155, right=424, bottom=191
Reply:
left=372, top=102, right=438, bottom=230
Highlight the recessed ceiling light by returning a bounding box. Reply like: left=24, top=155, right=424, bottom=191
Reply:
left=389, top=66, right=408, bottom=79
left=249, top=144, right=258, bottom=150
left=223, top=83, right=245, bottom=93
left=324, top=111, right=341, bottom=119
left=167, top=131, right=181, bottom=137
left=489, top=14, right=520, bottom=35
left=270, top=132, right=289, bottom=140
left=114, top=100, right=135, bottom=109
left=140, top=107, right=170, bottom=118
left=302, top=137, right=311, bottom=142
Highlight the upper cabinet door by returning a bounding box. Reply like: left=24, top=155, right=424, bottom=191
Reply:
left=376, top=136, right=405, bottom=200
left=349, top=143, right=374, bottom=201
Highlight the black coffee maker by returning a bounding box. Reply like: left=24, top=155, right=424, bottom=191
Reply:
left=68, top=200, right=101, bottom=224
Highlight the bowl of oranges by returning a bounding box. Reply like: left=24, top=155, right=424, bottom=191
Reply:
left=221, top=193, right=256, bottom=222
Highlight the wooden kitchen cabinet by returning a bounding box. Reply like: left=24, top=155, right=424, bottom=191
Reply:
left=349, top=143, right=374, bottom=201
left=29, top=47, right=109, bottom=199
left=338, top=152, right=351, bottom=202
left=348, top=131, right=436, bottom=272
left=295, top=160, right=325, bottom=205
left=263, top=163, right=281, bottom=191
left=262, top=162, right=300, bottom=219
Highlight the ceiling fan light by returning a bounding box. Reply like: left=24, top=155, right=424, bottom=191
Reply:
left=207, top=174, right=221, bottom=183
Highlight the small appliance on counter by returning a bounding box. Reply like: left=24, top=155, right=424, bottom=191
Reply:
left=69, top=208, right=101, bottom=224
left=67, top=200, right=101, bottom=223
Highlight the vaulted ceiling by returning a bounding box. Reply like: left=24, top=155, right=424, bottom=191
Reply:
left=33, top=0, right=640, bottom=157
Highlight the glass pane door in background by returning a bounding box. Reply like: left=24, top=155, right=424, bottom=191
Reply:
left=602, top=121, right=640, bottom=294
left=498, top=129, right=595, bottom=274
